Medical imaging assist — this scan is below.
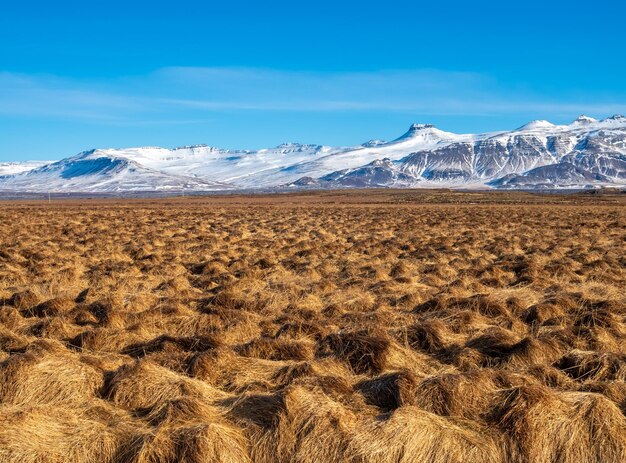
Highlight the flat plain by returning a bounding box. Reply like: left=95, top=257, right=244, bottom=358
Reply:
left=0, top=190, right=625, bottom=463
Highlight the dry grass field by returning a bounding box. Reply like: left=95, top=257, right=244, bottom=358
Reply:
left=0, top=190, right=625, bottom=463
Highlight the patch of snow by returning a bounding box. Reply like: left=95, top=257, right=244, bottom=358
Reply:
left=0, top=161, right=53, bottom=176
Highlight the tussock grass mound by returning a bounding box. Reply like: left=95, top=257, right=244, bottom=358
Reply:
left=131, top=397, right=250, bottom=463
left=236, top=337, right=314, bottom=361
left=352, top=406, right=506, bottom=463
left=317, top=330, right=392, bottom=374
left=0, top=404, right=140, bottom=463
left=0, top=341, right=102, bottom=406
left=356, top=369, right=419, bottom=411
left=555, top=349, right=626, bottom=381
left=104, top=360, right=228, bottom=410
left=492, top=385, right=626, bottom=462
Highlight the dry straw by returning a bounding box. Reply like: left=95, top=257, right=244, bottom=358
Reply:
left=0, top=192, right=624, bottom=462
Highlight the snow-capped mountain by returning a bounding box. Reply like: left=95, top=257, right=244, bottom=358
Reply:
left=1, top=115, right=625, bottom=193
left=294, top=115, right=626, bottom=190
left=0, top=150, right=230, bottom=193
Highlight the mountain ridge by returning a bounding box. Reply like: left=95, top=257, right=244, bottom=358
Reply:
left=1, top=115, right=625, bottom=192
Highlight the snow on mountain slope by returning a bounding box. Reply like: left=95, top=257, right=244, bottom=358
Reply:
left=516, top=120, right=559, bottom=131
left=0, top=161, right=52, bottom=176
left=488, top=163, right=613, bottom=189
left=234, top=124, right=471, bottom=187
left=306, top=158, right=418, bottom=188
left=0, top=150, right=230, bottom=193
left=1, top=115, right=625, bottom=193
left=88, top=143, right=337, bottom=185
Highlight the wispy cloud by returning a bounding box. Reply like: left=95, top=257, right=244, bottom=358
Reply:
left=0, top=72, right=141, bottom=120
left=0, top=67, right=625, bottom=124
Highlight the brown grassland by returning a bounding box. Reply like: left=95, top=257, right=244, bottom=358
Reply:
left=0, top=189, right=625, bottom=462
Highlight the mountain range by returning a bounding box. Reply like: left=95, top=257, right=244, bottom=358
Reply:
left=1, top=115, right=625, bottom=193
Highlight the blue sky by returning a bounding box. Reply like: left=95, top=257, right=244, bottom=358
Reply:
left=1, top=0, right=625, bottom=161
